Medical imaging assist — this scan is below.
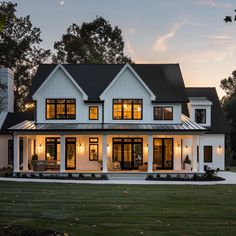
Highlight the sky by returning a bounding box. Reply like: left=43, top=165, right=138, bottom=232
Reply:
left=11, top=0, right=236, bottom=98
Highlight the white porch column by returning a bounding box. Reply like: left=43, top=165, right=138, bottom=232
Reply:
left=198, top=137, right=204, bottom=172
left=147, top=134, right=153, bottom=173
left=102, top=135, right=108, bottom=173
left=192, top=135, right=198, bottom=172
left=23, top=137, right=29, bottom=171
left=13, top=135, right=20, bottom=172
left=60, top=135, right=65, bottom=172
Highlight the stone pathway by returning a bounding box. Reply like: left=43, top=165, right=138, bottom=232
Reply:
left=0, top=171, right=236, bottom=185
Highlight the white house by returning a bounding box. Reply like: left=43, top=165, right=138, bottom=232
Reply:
left=0, top=64, right=228, bottom=174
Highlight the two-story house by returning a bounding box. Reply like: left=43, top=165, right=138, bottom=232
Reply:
left=0, top=64, right=228, bottom=174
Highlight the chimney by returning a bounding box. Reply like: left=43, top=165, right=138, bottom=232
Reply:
left=0, top=67, right=14, bottom=113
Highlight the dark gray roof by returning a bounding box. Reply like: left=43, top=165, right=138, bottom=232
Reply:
left=29, top=64, right=189, bottom=102
left=9, top=115, right=206, bottom=133
left=183, top=87, right=229, bottom=134
left=0, top=111, right=34, bottom=134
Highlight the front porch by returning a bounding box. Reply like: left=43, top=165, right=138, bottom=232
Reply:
left=12, top=133, right=205, bottom=174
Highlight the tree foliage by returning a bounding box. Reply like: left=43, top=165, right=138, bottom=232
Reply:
left=224, top=9, right=236, bottom=23
left=53, top=16, right=132, bottom=64
left=0, top=1, right=50, bottom=111
left=220, top=70, right=236, bottom=161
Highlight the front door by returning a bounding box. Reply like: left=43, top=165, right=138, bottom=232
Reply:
left=113, top=138, right=143, bottom=170
left=153, top=138, right=173, bottom=169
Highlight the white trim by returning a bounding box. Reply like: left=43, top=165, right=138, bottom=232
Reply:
left=32, top=64, right=88, bottom=100
left=100, top=63, right=156, bottom=100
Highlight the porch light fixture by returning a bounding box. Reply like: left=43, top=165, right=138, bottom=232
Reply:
left=185, top=145, right=188, bottom=149
left=79, top=143, right=84, bottom=154
left=218, top=145, right=221, bottom=149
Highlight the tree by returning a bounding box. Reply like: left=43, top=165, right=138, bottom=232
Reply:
left=0, top=1, right=50, bottom=111
left=53, top=16, right=132, bottom=64
left=220, top=70, right=236, bottom=163
left=224, top=9, right=236, bottom=23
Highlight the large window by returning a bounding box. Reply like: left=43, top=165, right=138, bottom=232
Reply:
left=46, top=99, right=76, bottom=120
left=46, top=138, right=60, bottom=161
left=195, top=109, right=206, bottom=124
left=204, top=146, right=212, bottom=162
left=89, top=106, right=99, bottom=120
left=89, top=138, right=99, bottom=161
left=153, top=106, right=173, bottom=120
left=113, top=99, right=142, bottom=120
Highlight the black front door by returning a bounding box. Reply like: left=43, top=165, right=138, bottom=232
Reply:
left=153, top=138, right=173, bottom=169
left=113, top=138, right=143, bottom=170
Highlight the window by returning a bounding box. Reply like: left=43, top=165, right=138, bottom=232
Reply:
left=89, top=138, right=98, bottom=161
left=46, top=99, right=76, bottom=120
left=204, top=146, right=212, bottom=162
left=113, top=99, right=142, bottom=120
left=153, top=106, right=173, bottom=120
left=89, top=106, right=99, bottom=120
left=46, top=138, right=60, bottom=160
left=195, top=109, right=206, bottom=124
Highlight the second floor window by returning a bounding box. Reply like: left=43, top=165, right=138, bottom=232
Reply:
left=153, top=106, right=173, bottom=120
left=113, top=99, right=142, bottom=120
left=46, top=99, right=76, bottom=120
left=195, top=109, right=206, bottom=124
left=89, top=106, right=99, bottom=120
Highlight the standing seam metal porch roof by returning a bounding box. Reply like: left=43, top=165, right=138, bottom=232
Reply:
left=9, top=115, right=206, bottom=132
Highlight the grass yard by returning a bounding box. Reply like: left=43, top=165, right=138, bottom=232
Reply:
left=0, top=182, right=236, bottom=236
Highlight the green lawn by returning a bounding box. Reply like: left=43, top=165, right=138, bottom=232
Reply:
left=0, top=182, right=236, bottom=236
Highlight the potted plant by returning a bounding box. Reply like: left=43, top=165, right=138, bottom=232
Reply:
left=97, top=160, right=103, bottom=170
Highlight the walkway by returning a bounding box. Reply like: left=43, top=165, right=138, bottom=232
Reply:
left=0, top=171, right=236, bottom=185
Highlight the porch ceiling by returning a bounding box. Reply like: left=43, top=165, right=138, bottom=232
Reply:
left=9, top=115, right=206, bottom=133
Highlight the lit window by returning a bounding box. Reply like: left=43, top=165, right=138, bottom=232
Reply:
left=195, top=109, right=206, bottom=124
left=113, top=99, right=142, bottom=120
left=89, top=138, right=98, bottom=161
left=89, top=106, right=99, bottom=120
left=46, top=99, right=76, bottom=120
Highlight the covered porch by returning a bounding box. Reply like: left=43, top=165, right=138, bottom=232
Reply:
left=10, top=117, right=206, bottom=174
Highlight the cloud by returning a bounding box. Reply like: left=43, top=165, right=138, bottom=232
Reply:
left=208, top=35, right=232, bottom=40
left=193, top=43, right=236, bottom=63
left=153, top=20, right=187, bottom=52
left=193, top=0, right=232, bottom=9
left=126, top=40, right=136, bottom=54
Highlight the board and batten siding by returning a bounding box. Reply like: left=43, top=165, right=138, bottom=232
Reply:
left=102, top=67, right=182, bottom=124
left=34, top=68, right=102, bottom=123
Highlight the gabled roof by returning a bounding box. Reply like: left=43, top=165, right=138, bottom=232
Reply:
left=183, top=87, right=229, bottom=134
left=29, top=64, right=189, bottom=102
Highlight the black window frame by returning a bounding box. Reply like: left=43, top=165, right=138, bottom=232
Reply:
left=45, top=137, right=60, bottom=160
left=195, top=109, right=206, bottom=124
left=112, top=99, right=143, bottom=120
left=45, top=99, right=76, bottom=120
left=204, top=145, right=212, bottom=163
left=153, top=106, right=173, bottom=120
left=89, top=137, right=99, bottom=161
left=89, top=106, right=99, bottom=120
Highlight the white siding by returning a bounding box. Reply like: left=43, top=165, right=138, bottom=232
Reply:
left=200, top=134, right=225, bottom=170
left=0, top=135, right=11, bottom=168
left=103, top=67, right=181, bottom=124
left=34, top=68, right=102, bottom=123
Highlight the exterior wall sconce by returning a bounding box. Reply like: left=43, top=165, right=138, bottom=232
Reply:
left=217, top=145, right=222, bottom=154
left=37, top=144, right=42, bottom=154
left=79, top=143, right=84, bottom=154
left=218, top=145, right=221, bottom=149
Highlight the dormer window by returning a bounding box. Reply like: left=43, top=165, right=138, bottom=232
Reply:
left=195, top=109, right=206, bottom=124
left=46, top=99, right=76, bottom=120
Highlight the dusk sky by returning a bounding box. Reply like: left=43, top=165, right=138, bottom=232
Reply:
left=12, top=0, right=236, bottom=98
